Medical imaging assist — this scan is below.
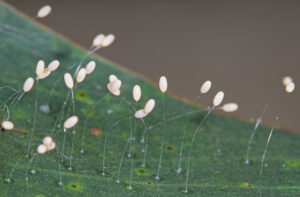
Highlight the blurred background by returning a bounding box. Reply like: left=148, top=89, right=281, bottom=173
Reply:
left=6, top=0, right=300, bottom=132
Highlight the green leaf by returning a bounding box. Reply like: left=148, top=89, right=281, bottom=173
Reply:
left=0, top=2, right=299, bottom=196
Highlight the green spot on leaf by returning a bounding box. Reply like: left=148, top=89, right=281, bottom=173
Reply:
left=12, top=108, right=27, bottom=119
left=166, top=145, right=175, bottom=152
left=135, top=168, right=151, bottom=176
left=240, top=182, right=254, bottom=188
left=66, top=182, right=83, bottom=192
left=285, top=159, right=300, bottom=168
left=219, top=185, right=228, bottom=191
left=76, top=90, right=94, bottom=105
left=82, top=108, right=94, bottom=117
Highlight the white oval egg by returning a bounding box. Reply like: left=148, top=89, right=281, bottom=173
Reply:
left=144, top=99, right=155, bottom=113
left=64, top=73, right=74, bottom=89
left=213, top=91, right=224, bottom=107
left=159, top=76, right=168, bottom=93
left=63, top=116, right=79, bottom=129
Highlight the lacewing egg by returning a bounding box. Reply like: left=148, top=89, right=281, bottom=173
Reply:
left=101, top=34, right=115, bottom=47
left=107, top=75, right=121, bottom=96
left=36, top=60, right=45, bottom=77
left=1, top=120, right=14, bottom=130
left=64, top=116, right=79, bottom=129
left=76, top=68, right=87, bottom=83
left=133, top=85, right=141, bottom=102
left=144, top=99, right=155, bottom=113
left=111, top=80, right=122, bottom=92
left=47, top=142, right=56, bottom=151
left=135, top=109, right=148, bottom=119
left=42, top=136, right=53, bottom=146
left=64, top=73, right=74, bottom=89
left=37, top=5, right=52, bottom=18
left=111, top=89, right=121, bottom=96
left=107, top=83, right=121, bottom=96
left=86, top=61, right=96, bottom=74
left=37, top=144, right=47, bottom=154
left=200, top=80, right=212, bottom=94
left=48, top=60, right=60, bottom=71
left=109, top=74, right=118, bottom=83
left=282, top=76, right=293, bottom=86
left=159, top=76, right=168, bottom=93
left=93, top=34, right=105, bottom=47
left=286, top=82, right=295, bottom=93
left=213, top=91, right=224, bottom=107
left=222, top=103, right=238, bottom=112
left=38, top=68, right=51, bottom=80
left=23, top=77, right=35, bottom=93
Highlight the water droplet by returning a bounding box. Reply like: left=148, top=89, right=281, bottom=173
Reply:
left=141, top=163, right=146, bottom=168
left=115, top=179, right=120, bottom=184
left=63, top=128, right=66, bottom=133
left=182, top=189, right=188, bottom=194
left=57, top=181, right=64, bottom=186
left=72, top=130, right=76, bottom=135
left=25, top=176, right=29, bottom=181
left=127, top=153, right=132, bottom=158
left=154, top=175, right=160, bottom=181
left=101, top=172, right=106, bottom=176
left=127, top=185, right=133, bottom=190
left=96, top=84, right=102, bottom=90
left=140, top=138, right=145, bottom=143
left=107, top=109, right=113, bottom=114
left=264, top=163, right=268, bottom=167
left=282, top=164, right=286, bottom=168
left=244, top=160, right=250, bottom=165
left=40, top=104, right=50, bottom=114
left=67, top=167, right=72, bottom=172
left=141, top=149, right=145, bottom=153
left=30, top=169, right=36, bottom=175
left=176, top=168, right=182, bottom=174
left=4, top=178, right=11, bottom=184
left=57, top=124, right=61, bottom=129
left=80, top=149, right=84, bottom=154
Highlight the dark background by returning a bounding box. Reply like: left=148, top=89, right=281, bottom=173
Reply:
left=5, top=0, right=300, bottom=132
